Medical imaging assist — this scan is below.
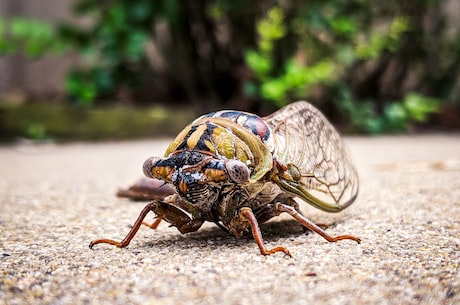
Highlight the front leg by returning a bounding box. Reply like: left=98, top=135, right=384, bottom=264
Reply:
left=89, top=198, right=204, bottom=249
left=153, top=199, right=204, bottom=234
left=89, top=201, right=158, bottom=249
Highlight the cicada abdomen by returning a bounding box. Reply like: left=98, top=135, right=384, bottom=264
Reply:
left=263, top=101, right=359, bottom=212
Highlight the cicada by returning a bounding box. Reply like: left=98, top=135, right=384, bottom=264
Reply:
left=90, top=101, right=360, bottom=256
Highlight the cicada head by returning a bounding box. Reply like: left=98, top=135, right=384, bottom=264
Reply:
left=143, top=151, right=250, bottom=212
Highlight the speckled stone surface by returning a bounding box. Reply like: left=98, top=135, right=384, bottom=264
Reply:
left=1, top=136, right=459, bottom=305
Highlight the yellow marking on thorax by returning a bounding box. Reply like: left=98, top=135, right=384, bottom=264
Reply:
left=204, top=139, right=216, bottom=153
left=186, top=124, right=208, bottom=149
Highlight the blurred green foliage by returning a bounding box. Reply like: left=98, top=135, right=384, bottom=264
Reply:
left=57, top=0, right=179, bottom=105
left=1, top=0, right=459, bottom=135
left=340, top=90, right=440, bottom=133
left=244, top=4, right=410, bottom=102
left=0, top=18, right=66, bottom=57
left=355, top=17, right=410, bottom=60
left=242, top=2, right=440, bottom=133
left=244, top=6, right=336, bottom=106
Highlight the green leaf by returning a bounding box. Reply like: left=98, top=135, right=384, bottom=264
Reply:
left=125, top=31, right=148, bottom=61
left=355, top=16, right=410, bottom=59
left=66, top=70, right=97, bottom=105
left=403, top=92, right=439, bottom=122
left=329, top=17, right=358, bottom=37
left=261, top=79, right=287, bottom=102
left=383, top=102, right=408, bottom=132
left=245, top=50, right=272, bottom=76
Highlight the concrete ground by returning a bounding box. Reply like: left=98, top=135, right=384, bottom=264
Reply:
left=1, top=135, right=459, bottom=305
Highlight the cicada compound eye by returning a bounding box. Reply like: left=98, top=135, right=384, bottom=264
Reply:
left=143, top=156, right=161, bottom=178
left=225, top=159, right=250, bottom=184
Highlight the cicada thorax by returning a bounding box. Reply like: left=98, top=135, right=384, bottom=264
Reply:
left=196, top=110, right=276, bottom=152
left=164, top=113, right=274, bottom=182
left=143, top=113, right=277, bottom=218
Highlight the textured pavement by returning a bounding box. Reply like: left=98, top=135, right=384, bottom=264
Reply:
left=1, top=135, right=459, bottom=305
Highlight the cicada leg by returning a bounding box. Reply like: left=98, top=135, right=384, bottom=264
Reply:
left=239, top=207, right=292, bottom=257
left=273, top=202, right=361, bottom=243
left=152, top=199, right=204, bottom=234
left=254, top=196, right=328, bottom=231
left=89, top=201, right=158, bottom=249
left=142, top=217, right=162, bottom=229
left=89, top=198, right=204, bottom=249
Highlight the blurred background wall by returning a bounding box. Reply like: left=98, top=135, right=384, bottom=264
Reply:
left=1, top=0, right=459, bottom=139
left=0, top=0, right=79, bottom=100
left=2, top=0, right=460, bottom=104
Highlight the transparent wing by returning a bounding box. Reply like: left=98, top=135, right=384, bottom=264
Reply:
left=264, top=101, right=358, bottom=212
